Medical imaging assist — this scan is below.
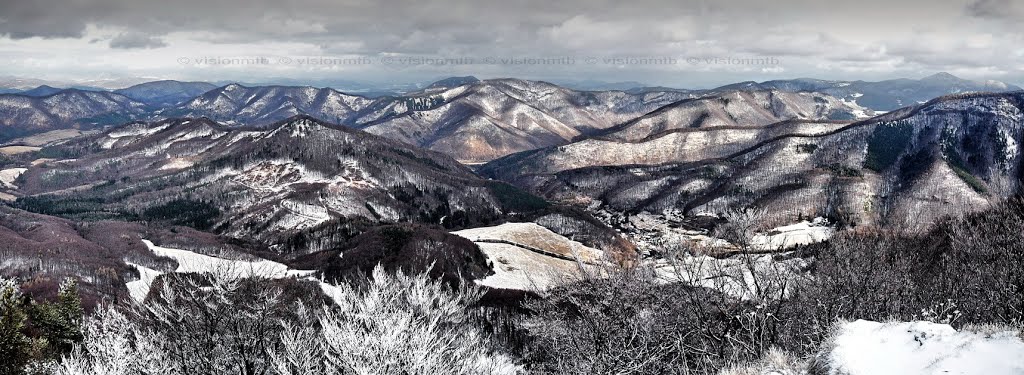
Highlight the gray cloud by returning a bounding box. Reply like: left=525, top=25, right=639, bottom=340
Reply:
left=0, top=0, right=1019, bottom=87
left=967, top=0, right=1024, bottom=21
left=109, top=33, right=167, bottom=49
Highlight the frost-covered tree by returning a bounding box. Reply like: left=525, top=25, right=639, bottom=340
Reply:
left=314, top=265, right=521, bottom=375
left=56, top=266, right=520, bottom=375
left=268, top=265, right=521, bottom=375
left=57, top=270, right=287, bottom=375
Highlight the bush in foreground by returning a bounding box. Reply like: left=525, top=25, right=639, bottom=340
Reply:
left=56, top=266, right=520, bottom=375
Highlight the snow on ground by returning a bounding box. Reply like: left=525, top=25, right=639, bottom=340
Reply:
left=159, top=158, right=194, bottom=170
left=126, top=240, right=315, bottom=303
left=142, top=239, right=312, bottom=278
left=840, top=97, right=873, bottom=119
left=750, top=217, right=834, bottom=251
left=0, top=146, right=41, bottom=155
left=470, top=242, right=590, bottom=291
left=0, top=168, right=27, bottom=189
left=124, top=262, right=164, bottom=303
left=824, top=320, right=1024, bottom=375
left=454, top=222, right=604, bottom=262
left=453, top=223, right=604, bottom=291
left=1000, top=128, right=1019, bottom=165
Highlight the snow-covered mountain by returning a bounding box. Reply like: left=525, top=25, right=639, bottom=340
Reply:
left=0, top=89, right=146, bottom=141
left=479, top=89, right=870, bottom=177
left=483, top=92, right=1024, bottom=231
left=14, top=115, right=629, bottom=255
left=173, top=84, right=376, bottom=126
left=350, top=79, right=701, bottom=162
left=171, top=79, right=699, bottom=163
left=114, top=80, right=218, bottom=106
left=714, top=73, right=1022, bottom=111
left=591, top=89, right=871, bottom=142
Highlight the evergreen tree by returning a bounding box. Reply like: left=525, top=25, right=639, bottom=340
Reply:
left=0, top=279, right=30, bottom=375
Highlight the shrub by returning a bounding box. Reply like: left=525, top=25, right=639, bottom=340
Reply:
left=55, top=266, right=520, bottom=375
left=517, top=266, right=776, bottom=375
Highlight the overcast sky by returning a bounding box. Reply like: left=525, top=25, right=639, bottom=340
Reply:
left=0, top=0, right=1021, bottom=89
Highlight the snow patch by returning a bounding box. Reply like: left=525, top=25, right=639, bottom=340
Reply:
left=125, top=240, right=316, bottom=303
left=824, top=320, right=1024, bottom=375
left=0, top=168, right=27, bottom=189
left=453, top=222, right=605, bottom=291
left=124, top=262, right=163, bottom=303
left=142, top=239, right=313, bottom=278
left=159, top=158, right=193, bottom=170
left=1001, top=128, right=1019, bottom=164
left=750, top=217, right=834, bottom=251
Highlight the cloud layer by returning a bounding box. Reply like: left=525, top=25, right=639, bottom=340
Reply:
left=0, top=0, right=1020, bottom=87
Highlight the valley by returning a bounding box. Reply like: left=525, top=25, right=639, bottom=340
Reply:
left=0, top=73, right=1021, bottom=375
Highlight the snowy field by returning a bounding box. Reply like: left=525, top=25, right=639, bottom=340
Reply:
left=749, top=217, right=835, bottom=251
left=0, top=168, right=27, bottom=189
left=126, top=240, right=315, bottom=302
left=823, top=320, right=1024, bottom=375
left=453, top=223, right=605, bottom=291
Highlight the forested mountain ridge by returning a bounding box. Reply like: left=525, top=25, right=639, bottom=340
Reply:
left=10, top=115, right=631, bottom=256
left=483, top=92, right=1024, bottom=231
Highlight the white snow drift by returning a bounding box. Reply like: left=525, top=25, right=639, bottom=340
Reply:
left=822, top=320, right=1024, bottom=375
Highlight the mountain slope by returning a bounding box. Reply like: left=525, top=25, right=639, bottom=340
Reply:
left=0, top=90, right=146, bottom=141
left=19, top=85, right=64, bottom=97
left=479, top=89, right=869, bottom=177
left=172, top=84, right=375, bottom=126
left=589, top=89, right=870, bottom=142
left=13, top=116, right=630, bottom=255
left=484, top=92, right=1024, bottom=231
left=351, top=79, right=699, bottom=162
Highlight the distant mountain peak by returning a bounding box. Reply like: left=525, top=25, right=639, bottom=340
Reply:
left=20, top=84, right=65, bottom=97
left=922, top=72, right=962, bottom=82
left=426, top=76, right=480, bottom=90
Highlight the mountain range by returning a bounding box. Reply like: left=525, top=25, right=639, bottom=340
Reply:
left=2, top=73, right=1018, bottom=159
left=11, top=115, right=631, bottom=256
left=0, top=73, right=1022, bottom=306
left=483, top=92, right=1024, bottom=232
left=0, top=89, right=145, bottom=141
left=713, top=73, right=1022, bottom=111
left=114, top=80, right=219, bottom=106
